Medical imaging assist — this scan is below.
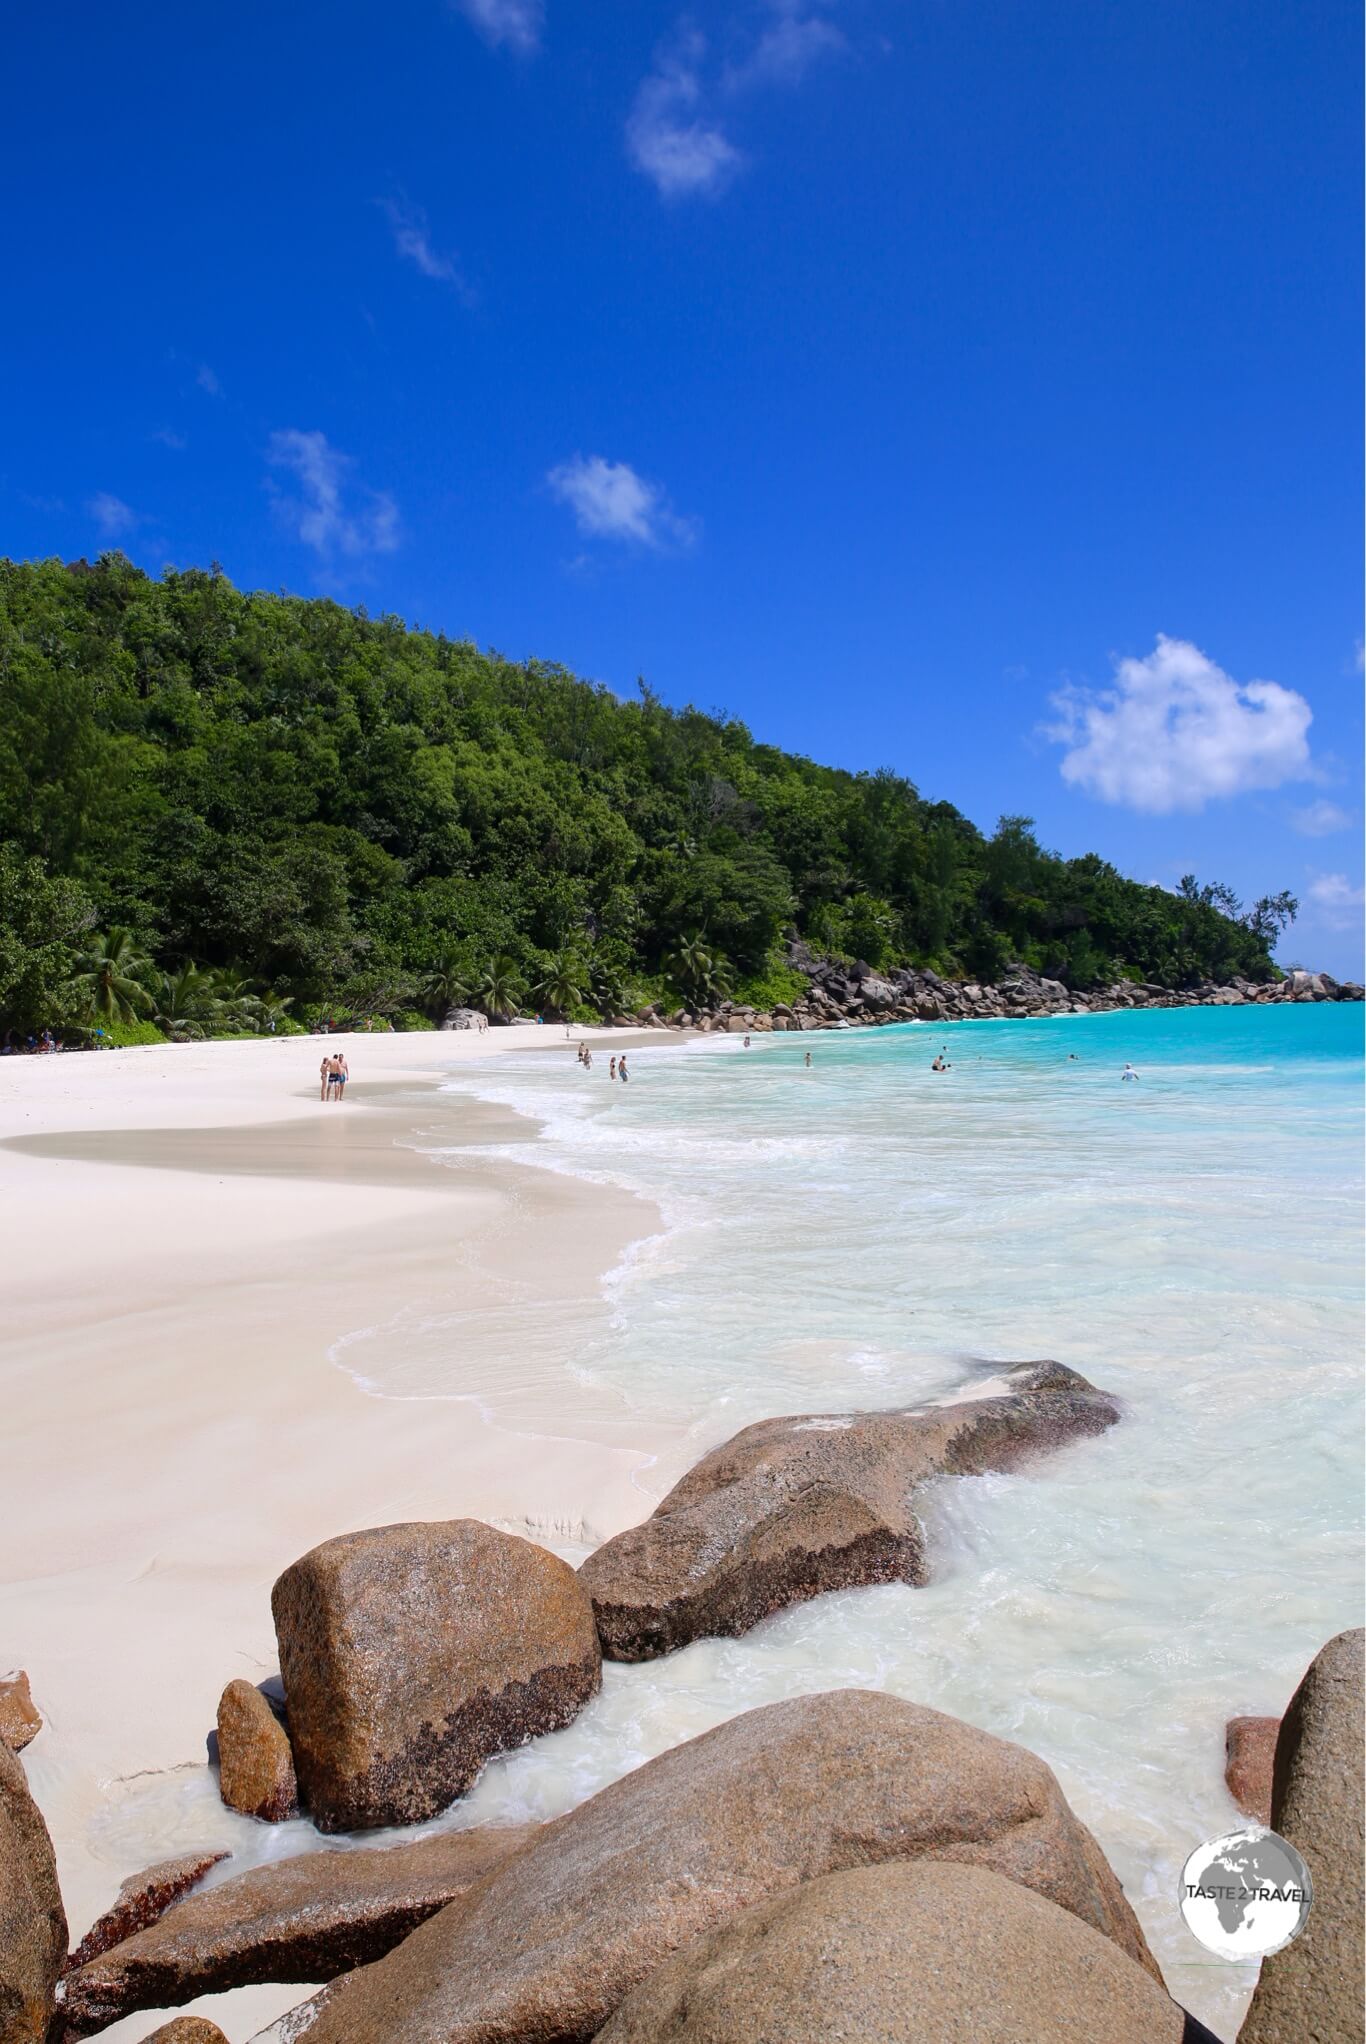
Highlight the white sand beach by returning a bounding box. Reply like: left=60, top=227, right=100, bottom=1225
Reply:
left=0, top=1026, right=680, bottom=2041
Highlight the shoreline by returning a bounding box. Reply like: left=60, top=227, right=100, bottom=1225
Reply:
left=0, top=1025, right=693, bottom=2041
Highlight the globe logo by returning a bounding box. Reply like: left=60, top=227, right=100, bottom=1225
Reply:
left=1179, top=1826, right=1313, bottom=1961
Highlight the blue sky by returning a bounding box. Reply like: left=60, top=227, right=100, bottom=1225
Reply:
left=4, top=0, right=1362, bottom=973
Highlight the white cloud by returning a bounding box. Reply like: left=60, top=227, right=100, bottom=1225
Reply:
left=1305, top=872, right=1365, bottom=928
left=196, top=363, right=222, bottom=397
left=1291, top=799, right=1353, bottom=837
left=87, top=492, right=139, bottom=539
left=152, top=426, right=187, bottom=450
left=627, top=30, right=743, bottom=198
left=377, top=195, right=473, bottom=299
left=453, top=0, right=542, bottom=53
left=727, top=0, right=844, bottom=88
left=266, top=430, right=401, bottom=563
left=1046, top=635, right=1314, bottom=815
left=547, top=454, right=696, bottom=549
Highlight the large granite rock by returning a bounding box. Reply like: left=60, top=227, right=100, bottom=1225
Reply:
left=57, top=1822, right=536, bottom=2035
left=1224, top=1716, right=1278, bottom=1826
left=0, top=1672, right=42, bottom=1754
left=217, top=1680, right=298, bottom=1822
left=274, top=1688, right=1157, bottom=2044
left=581, top=1361, right=1120, bottom=1659
left=1240, top=1627, right=1364, bottom=2044
left=0, top=1734, right=67, bottom=2044
left=66, top=1849, right=230, bottom=1970
left=596, top=1860, right=1189, bottom=2044
left=142, top=2023, right=230, bottom=2044
left=272, top=1519, right=601, bottom=1830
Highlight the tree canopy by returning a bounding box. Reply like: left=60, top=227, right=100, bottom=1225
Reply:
left=0, top=554, right=1290, bottom=1035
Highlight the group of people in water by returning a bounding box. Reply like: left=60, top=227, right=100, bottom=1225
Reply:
left=576, top=1043, right=630, bottom=1082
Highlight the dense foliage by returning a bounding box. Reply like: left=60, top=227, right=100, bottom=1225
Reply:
left=0, top=555, right=1294, bottom=1036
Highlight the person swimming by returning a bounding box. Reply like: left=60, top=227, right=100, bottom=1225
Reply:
left=803, top=1049, right=812, bottom=1068
left=1121, top=1063, right=1139, bottom=1081
left=609, top=1055, right=617, bottom=1080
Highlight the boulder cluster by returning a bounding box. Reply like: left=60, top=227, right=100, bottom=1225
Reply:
left=2, top=1382, right=1360, bottom=2044
left=674, top=954, right=1365, bottom=1035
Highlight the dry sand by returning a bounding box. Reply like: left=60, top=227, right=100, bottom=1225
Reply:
left=0, top=1025, right=686, bottom=2041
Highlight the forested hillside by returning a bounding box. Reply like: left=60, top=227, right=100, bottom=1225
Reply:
left=0, top=555, right=1294, bottom=1037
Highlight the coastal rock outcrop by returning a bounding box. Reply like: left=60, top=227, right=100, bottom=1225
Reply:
left=273, top=1688, right=1157, bottom=2044
left=0, top=1672, right=42, bottom=1754
left=271, top=1519, right=600, bottom=1830
left=0, top=1733, right=67, bottom=2044
left=66, top=1850, right=230, bottom=1971
left=580, top=1361, right=1120, bottom=1660
left=1224, top=1715, right=1277, bottom=1826
left=216, top=1679, right=298, bottom=1822
left=58, top=1822, right=537, bottom=2035
left=1239, top=1627, right=1365, bottom=2044
left=595, top=1861, right=1188, bottom=2044
left=142, top=2022, right=230, bottom=2043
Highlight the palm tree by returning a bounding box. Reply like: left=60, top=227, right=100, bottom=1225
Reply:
left=534, top=951, right=587, bottom=1019
left=474, top=953, right=524, bottom=1021
left=154, top=961, right=223, bottom=1040
left=589, top=955, right=631, bottom=1020
left=253, top=989, right=295, bottom=1033
left=72, top=928, right=154, bottom=1025
left=666, top=932, right=732, bottom=1008
left=208, top=966, right=267, bottom=1028
left=422, top=949, right=469, bottom=1020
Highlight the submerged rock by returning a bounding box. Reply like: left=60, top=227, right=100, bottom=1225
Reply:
left=1224, top=1716, right=1278, bottom=1826
left=57, top=1821, right=536, bottom=2035
left=1240, top=1627, right=1364, bottom=2044
left=217, top=1680, right=298, bottom=1823
left=272, top=1519, right=600, bottom=1830
left=596, top=1860, right=1187, bottom=2044
left=0, top=1672, right=42, bottom=1754
left=66, top=1849, right=230, bottom=1971
left=0, top=1734, right=67, bottom=2044
left=580, top=1360, right=1120, bottom=1660
left=275, top=1688, right=1157, bottom=2044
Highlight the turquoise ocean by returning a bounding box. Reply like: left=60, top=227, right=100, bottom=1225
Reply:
left=379, top=1001, right=1364, bottom=2034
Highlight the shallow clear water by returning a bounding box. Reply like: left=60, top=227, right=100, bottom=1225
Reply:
left=127, top=1004, right=1359, bottom=2039
left=358, top=1002, right=1359, bottom=2035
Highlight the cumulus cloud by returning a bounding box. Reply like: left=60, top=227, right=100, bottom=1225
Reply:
left=452, top=0, right=542, bottom=53
left=627, top=30, right=742, bottom=198
left=1305, top=872, right=1365, bottom=928
left=547, top=454, right=696, bottom=549
left=1046, top=635, right=1314, bottom=815
left=87, top=492, right=139, bottom=539
left=1291, top=799, right=1353, bottom=837
left=266, top=429, right=400, bottom=564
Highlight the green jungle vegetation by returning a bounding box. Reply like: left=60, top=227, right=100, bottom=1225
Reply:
left=0, top=554, right=1297, bottom=1040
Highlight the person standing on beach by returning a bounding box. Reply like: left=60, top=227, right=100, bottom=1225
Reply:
left=319, top=1055, right=332, bottom=1102
left=334, top=1053, right=349, bottom=1101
